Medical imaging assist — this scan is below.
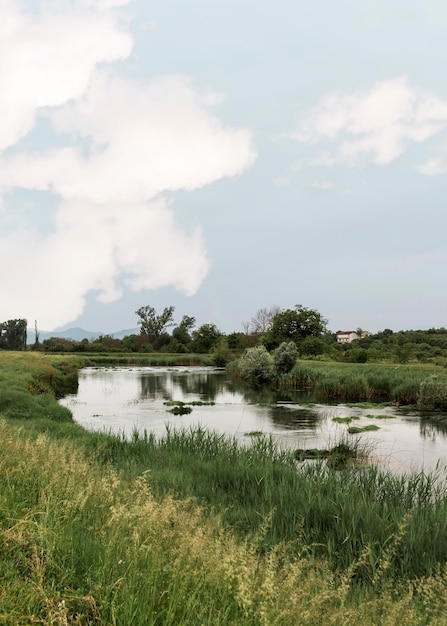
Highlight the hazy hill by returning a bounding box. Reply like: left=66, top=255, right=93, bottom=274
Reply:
left=27, top=327, right=139, bottom=344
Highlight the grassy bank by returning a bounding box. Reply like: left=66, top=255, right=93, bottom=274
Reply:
left=80, top=352, right=212, bottom=366
left=2, top=353, right=447, bottom=623
left=277, top=361, right=447, bottom=406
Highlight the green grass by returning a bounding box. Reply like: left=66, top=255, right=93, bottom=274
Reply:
left=3, top=352, right=447, bottom=623
left=278, top=361, right=447, bottom=405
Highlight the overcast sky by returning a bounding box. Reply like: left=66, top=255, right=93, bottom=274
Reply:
left=2, top=0, right=447, bottom=335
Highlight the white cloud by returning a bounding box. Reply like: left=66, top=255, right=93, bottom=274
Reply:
left=0, top=1, right=256, bottom=329
left=294, top=77, right=447, bottom=167
left=415, top=156, right=447, bottom=176
left=0, top=0, right=132, bottom=151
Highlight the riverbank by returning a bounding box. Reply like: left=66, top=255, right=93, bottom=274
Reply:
left=1, top=352, right=447, bottom=624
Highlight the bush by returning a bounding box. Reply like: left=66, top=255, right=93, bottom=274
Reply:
left=418, top=375, right=447, bottom=410
left=273, top=341, right=298, bottom=376
left=348, top=348, right=368, bottom=363
left=211, top=339, right=232, bottom=367
left=237, top=345, right=272, bottom=384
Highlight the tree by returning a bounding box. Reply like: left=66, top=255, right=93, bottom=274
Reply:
left=172, top=315, right=196, bottom=348
left=263, top=305, right=327, bottom=350
left=250, top=305, right=281, bottom=334
left=135, top=305, right=175, bottom=349
left=0, top=318, right=27, bottom=351
left=191, top=323, right=222, bottom=353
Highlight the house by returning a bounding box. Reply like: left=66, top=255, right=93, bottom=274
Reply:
left=336, top=330, right=370, bottom=344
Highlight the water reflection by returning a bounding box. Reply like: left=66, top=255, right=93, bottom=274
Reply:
left=419, top=416, right=447, bottom=440
left=268, top=405, right=321, bottom=431
left=59, top=366, right=447, bottom=473
left=139, top=371, right=170, bottom=400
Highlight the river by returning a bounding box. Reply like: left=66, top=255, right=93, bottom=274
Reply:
left=59, top=365, right=447, bottom=473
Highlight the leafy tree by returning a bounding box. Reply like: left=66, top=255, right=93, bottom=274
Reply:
left=226, top=332, right=256, bottom=351
left=135, top=305, right=175, bottom=349
left=191, top=323, right=222, bottom=353
left=299, top=336, right=330, bottom=357
left=263, top=305, right=327, bottom=350
left=172, top=315, right=196, bottom=348
left=91, top=335, right=122, bottom=352
left=0, top=318, right=27, bottom=351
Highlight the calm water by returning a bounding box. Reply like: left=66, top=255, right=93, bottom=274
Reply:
left=60, top=366, right=447, bottom=473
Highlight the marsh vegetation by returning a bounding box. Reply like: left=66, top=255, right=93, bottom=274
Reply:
left=2, top=353, right=447, bottom=623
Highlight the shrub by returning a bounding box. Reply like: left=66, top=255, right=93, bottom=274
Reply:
left=418, top=375, right=447, bottom=410
left=211, top=339, right=232, bottom=367
left=237, top=345, right=272, bottom=384
left=273, top=341, right=298, bottom=376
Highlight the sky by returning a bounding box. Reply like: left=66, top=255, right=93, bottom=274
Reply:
left=1, top=0, right=447, bottom=336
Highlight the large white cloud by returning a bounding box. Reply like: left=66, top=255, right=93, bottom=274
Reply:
left=0, top=71, right=255, bottom=203
left=0, top=0, right=132, bottom=151
left=0, top=1, right=256, bottom=329
left=294, top=77, right=447, bottom=167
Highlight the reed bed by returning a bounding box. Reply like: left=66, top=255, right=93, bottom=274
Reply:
left=280, top=362, right=447, bottom=405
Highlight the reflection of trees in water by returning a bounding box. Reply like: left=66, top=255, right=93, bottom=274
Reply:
left=170, top=371, right=229, bottom=401
left=136, top=369, right=325, bottom=432
left=226, top=379, right=322, bottom=430
left=139, top=373, right=170, bottom=400
left=419, top=414, right=447, bottom=440
left=267, top=406, right=321, bottom=430
left=138, top=369, right=230, bottom=402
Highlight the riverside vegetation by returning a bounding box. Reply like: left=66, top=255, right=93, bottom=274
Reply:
left=3, top=353, right=447, bottom=623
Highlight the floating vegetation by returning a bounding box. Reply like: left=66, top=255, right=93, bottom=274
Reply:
left=332, top=416, right=360, bottom=424
left=164, top=400, right=215, bottom=407
left=167, top=405, right=193, bottom=416
left=348, top=424, right=380, bottom=434
left=245, top=431, right=265, bottom=437
left=365, top=414, right=395, bottom=419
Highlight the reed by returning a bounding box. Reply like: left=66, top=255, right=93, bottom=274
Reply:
left=278, top=362, right=447, bottom=405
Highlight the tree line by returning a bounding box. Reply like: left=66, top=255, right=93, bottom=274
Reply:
left=2, top=305, right=447, bottom=365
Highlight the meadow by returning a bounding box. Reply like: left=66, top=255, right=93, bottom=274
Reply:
left=2, top=352, right=447, bottom=624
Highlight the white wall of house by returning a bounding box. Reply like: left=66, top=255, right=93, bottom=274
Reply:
left=336, top=330, right=370, bottom=344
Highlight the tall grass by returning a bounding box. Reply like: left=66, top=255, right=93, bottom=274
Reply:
left=280, top=362, right=447, bottom=404
left=2, top=420, right=447, bottom=625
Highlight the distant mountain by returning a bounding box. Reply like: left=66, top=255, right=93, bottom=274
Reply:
left=26, top=326, right=139, bottom=344
left=110, top=327, right=139, bottom=339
